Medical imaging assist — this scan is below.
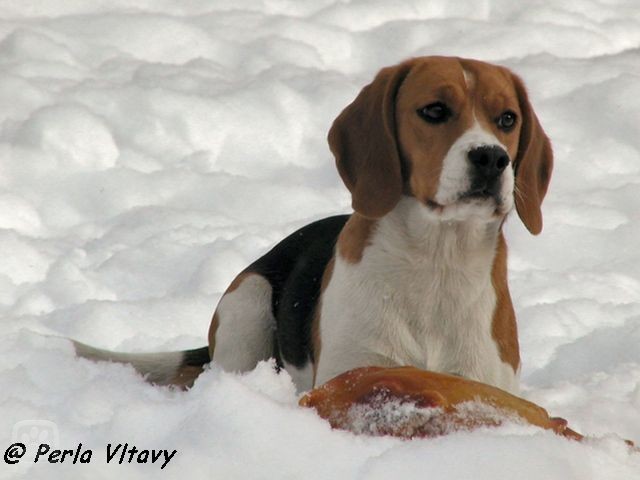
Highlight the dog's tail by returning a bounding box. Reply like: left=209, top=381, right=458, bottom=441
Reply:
left=72, top=340, right=210, bottom=389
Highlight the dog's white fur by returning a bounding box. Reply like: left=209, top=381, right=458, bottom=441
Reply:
left=315, top=197, right=518, bottom=394
left=212, top=274, right=275, bottom=372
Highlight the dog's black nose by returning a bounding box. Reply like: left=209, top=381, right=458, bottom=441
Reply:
left=468, top=145, right=510, bottom=180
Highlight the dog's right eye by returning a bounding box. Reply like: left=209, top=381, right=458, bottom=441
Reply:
left=417, top=102, right=451, bottom=124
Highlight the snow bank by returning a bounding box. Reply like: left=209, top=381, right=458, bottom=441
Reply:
left=1, top=1, right=640, bottom=478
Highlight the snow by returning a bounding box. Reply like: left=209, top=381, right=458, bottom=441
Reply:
left=1, top=0, right=640, bottom=478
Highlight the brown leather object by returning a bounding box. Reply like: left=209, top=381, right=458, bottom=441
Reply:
left=300, top=366, right=584, bottom=440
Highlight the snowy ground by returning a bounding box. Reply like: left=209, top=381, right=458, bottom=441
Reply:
left=1, top=1, right=640, bottom=478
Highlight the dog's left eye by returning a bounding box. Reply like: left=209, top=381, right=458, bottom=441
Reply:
left=497, top=111, right=517, bottom=131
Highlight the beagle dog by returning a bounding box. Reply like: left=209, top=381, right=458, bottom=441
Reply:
left=75, top=56, right=552, bottom=395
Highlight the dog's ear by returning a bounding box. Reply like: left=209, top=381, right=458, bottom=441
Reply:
left=511, top=73, right=553, bottom=235
left=328, top=62, right=414, bottom=218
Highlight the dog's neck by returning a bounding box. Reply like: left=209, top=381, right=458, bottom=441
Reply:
left=374, top=196, right=503, bottom=271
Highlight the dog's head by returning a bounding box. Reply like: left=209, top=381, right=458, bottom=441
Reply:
left=328, top=56, right=553, bottom=234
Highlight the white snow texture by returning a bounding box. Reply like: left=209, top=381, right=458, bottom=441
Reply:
left=1, top=1, right=640, bottom=479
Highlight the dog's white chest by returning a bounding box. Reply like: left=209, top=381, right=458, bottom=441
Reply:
left=382, top=257, right=495, bottom=369
left=316, top=199, right=518, bottom=393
